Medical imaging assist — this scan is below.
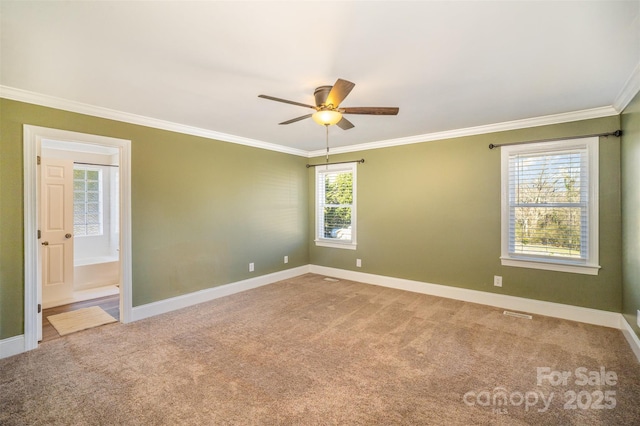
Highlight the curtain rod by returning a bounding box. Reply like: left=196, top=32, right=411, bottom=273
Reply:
left=306, top=159, right=365, bottom=168
left=74, top=161, right=119, bottom=167
left=488, top=130, right=622, bottom=150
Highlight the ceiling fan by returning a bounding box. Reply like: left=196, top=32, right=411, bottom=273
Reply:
left=258, top=78, right=399, bottom=130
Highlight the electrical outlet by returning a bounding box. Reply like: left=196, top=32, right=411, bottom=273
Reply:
left=494, top=275, right=503, bottom=287
left=356, top=259, right=362, bottom=268
left=284, top=256, right=289, bottom=264
left=249, top=262, right=254, bottom=272
left=637, top=310, right=640, bottom=328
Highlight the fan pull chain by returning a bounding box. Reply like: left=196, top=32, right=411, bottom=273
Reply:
left=325, top=124, right=330, bottom=167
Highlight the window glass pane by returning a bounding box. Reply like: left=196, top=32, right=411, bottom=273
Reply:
left=87, top=224, right=100, bottom=235
left=86, top=170, right=99, bottom=180
left=324, top=207, right=352, bottom=239
left=73, top=180, right=85, bottom=191
left=87, top=181, right=99, bottom=191
left=74, top=224, right=86, bottom=236
left=513, top=206, right=582, bottom=258
left=87, top=192, right=99, bottom=202
left=74, top=213, right=85, bottom=225
left=73, top=169, right=85, bottom=180
left=87, top=203, right=99, bottom=214
left=511, top=152, right=584, bottom=205
left=324, top=172, right=353, bottom=205
left=87, top=213, right=99, bottom=224
left=74, top=191, right=85, bottom=203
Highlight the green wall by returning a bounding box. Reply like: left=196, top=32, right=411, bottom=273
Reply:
left=0, top=96, right=630, bottom=342
left=0, top=99, right=309, bottom=340
left=309, top=116, right=622, bottom=312
left=622, top=91, right=640, bottom=337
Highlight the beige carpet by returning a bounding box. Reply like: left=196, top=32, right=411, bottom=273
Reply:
left=2, top=273, right=639, bottom=425
left=47, top=306, right=117, bottom=336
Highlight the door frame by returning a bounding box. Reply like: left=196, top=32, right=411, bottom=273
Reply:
left=23, top=125, right=133, bottom=351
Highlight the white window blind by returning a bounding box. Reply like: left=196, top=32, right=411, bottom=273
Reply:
left=501, top=138, right=599, bottom=274
left=315, top=163, right=356, bottom=249
left=509, top=148, right=587, bottom=259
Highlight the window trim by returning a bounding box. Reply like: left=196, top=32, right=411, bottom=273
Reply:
left=500, top=137, right=600, bottom=275
left=315, top=162, right=357, bottom=250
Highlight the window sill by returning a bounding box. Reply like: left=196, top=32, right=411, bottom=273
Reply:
left=500, top=257, right=600, bottom=275
left=315, top=240, right=357, bottom=250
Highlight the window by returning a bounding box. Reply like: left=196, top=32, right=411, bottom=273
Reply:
left=315, top=163, right=357, bottom=250
left=73, top=166, right=103, bottom=236
left=500, top=137, right=599, bottom=275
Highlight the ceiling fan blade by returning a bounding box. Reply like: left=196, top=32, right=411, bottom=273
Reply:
left=336, top=117, right=355, bottom=130
left=279, top=114, right=313, bottom=125
left=258, top=94, right=316, bottom=109
left=326, top=78, right=355, bottom=108
left=342, top=107, right=399, bottom=115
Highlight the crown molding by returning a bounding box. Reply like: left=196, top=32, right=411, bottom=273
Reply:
left=0, top=86, right=309, bottom=158
left=0, top=85, right=622, bottom=160
left=613, top=63, right=640, bottom=113
left=308, top=106, right=619, bottom=157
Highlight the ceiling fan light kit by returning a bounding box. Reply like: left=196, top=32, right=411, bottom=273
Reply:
left=312, top=109, right=342, bottom=126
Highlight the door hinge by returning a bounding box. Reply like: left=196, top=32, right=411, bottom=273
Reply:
left=37, top=155, right=41, bottom=165
left=37, top=229, right=41, bottom=239
left=38, top=304, right=42, bottom=314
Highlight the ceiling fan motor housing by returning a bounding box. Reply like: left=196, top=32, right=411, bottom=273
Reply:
left=314, top=86, right=332, bottom=108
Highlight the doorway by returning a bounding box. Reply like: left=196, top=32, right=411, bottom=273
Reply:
left=40, top=140, right=121, bottom=341
left=23, top=125, right=132, bottom=350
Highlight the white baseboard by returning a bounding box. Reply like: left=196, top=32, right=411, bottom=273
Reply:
left=131, top=265, right=310, bottom=322
left=5, top=264, right=639, bottom=363
left=309, top=265, right=622, bottom=329
left=1, top=266, right=310, bottom=359
left=0, top=335, right=25, bottom=360
left=620, top=316, right=640, bottom=363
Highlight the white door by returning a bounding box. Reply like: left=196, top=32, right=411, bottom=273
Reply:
left=40, top=158, right=74, bottom=314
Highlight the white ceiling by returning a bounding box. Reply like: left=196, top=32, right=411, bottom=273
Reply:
left=1, top=1, right=639, bottom=154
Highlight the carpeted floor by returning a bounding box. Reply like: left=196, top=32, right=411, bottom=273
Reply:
left=1, top=273, right=639, bottom=425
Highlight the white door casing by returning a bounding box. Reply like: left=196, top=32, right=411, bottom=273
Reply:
left=40, top=158, right=74, bottom=310
left=23, top=125, right=133, bottom=352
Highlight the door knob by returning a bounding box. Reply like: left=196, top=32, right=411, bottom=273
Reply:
left=41, top=241, right=49, bottom=246
left=65, top=233, right=72, bottom=239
